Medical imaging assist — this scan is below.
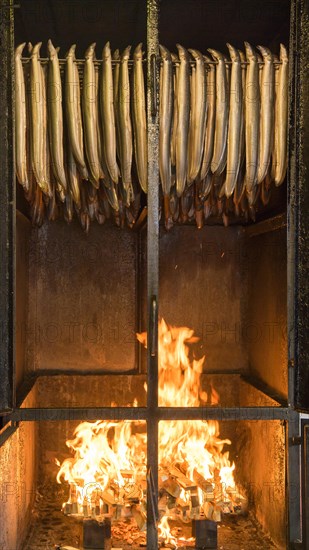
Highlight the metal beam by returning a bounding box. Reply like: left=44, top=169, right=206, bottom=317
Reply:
left=0, top=0, right=15, bottom=413
left=290, top=0, right=309, bottom=413
left=9, top=406, right=291, bottom=422
left=146, top=1, right=159, bottom=548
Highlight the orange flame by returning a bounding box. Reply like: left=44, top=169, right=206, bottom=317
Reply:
left=56, top=318, right=243, bottom=541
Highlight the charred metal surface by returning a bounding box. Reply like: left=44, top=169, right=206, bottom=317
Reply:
left=289, top=0, right=309, bottom=412
left=26, top=221, right=139, bottom=374
left=246, top=227, right=288, bottom=401
left=286, top=1, right=304, bottom=545
left=159, top=226, right=248, bottom=373
left=14, top=0, right=147, bottom=54
left=0, top=0, right=15, bottom=413
left=147, top=2, right=159, bottom=548
left=159, top=0, right=290, bottom=53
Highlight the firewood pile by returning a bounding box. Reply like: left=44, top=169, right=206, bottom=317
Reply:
left=62, top=459, right=246, bottom=547
left=57, top=320, right=247, bottom=547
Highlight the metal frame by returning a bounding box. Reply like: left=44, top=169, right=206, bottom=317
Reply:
left=301, top=419, right=309, bottom=549
left=290, top=0, right=309, bottom=413
left=0, top=0, right=15, bottom=414
left=0, top=0, right=307, bottom=548
left=146, top=2, right=160, bottom=546
left=9, top=406, right=292, bottom=422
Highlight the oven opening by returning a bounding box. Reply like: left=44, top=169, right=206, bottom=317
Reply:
left=0, top=0, right=306, bottom=549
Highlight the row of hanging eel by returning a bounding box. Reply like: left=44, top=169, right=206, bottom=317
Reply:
left=15, top=40, right=288, bottom=231
left=15, top=41, right=146, bottom=230
left=159, top=42, right=288, bottom=229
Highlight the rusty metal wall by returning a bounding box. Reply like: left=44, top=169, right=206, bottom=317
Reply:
left=225, top=420, right=287, bottom=549
left=159, top=225, right=248, bottom=373
left=16, top=212, right=31, bottom=390
left=158, top=0, right=290, bottom=52
left=35, top=374, right=147, bottom=408
left=30, top=372, right=276, bottom=410
left=0, top=389, right=37, bottom=550
left=246, top=227, right=288, bottom=401
left=25, top=220, right=140, bottom=374
left=14, top=0, right=147, bottom=53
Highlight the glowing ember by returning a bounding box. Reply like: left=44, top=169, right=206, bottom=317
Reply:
left=56, top=319, right=245, bottom=545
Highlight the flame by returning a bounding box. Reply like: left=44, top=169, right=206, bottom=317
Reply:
left=56, top=318, right=243, bottom=542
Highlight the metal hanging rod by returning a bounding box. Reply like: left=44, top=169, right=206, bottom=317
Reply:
left=21, top=56, right=282, bottom=68
left=21, top=57, right=140, bottom=66
left=173, top=60, right=282, bottom=67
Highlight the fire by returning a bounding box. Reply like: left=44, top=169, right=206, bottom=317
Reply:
left=56, top=318, right=245, bottom=544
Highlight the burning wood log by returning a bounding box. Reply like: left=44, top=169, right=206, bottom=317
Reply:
left=158, top=492, right=168, bottom=517
left=83, top=497, right=90, bottom=517
left=63, top=502, right=72, bottom=515
left=190, top=492, right=199, bottom=508
left=162, top=476, right=181, bottom=498
left=168, top=465, right=197, bottom=492
left=193, top=469, right=214, bottom=498
left=131, top=504, right=147, bottom=531
left=101, top=490, right=116, bottom=506
left=120, top=469, right=134, bottom=479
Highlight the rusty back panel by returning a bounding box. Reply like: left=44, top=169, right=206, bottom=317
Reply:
left=246, top=227, right=288, bottom=401
left=16, top=212, right=31, bottom=389
left=159, top=225, right=248, bottom=373
left=26, top=220, right=139, bottom=373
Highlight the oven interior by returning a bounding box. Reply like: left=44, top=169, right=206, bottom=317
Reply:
left=0, top=0, right=293, bottom=549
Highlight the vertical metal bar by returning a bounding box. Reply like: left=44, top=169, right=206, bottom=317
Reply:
left=287, top=0, right=298, bottom=411
left=0, top=0, right=15, bottom=414
left=286, top=0, right=309, bottom=548
left=136, top=230, right=143, bottom=373
left=302, top=421, right=309, bottom=549
left=287, top=412, right=302, bottom=546
left=290, top=0, right=309, bottom=412
left=147, top=0, right=159, bottom=548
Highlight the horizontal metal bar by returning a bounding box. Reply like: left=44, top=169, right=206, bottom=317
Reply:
left=9, top=406, right=291, bottom=422
left=167, top=60, right=282, bottom=67
left=21, top=57, right=143, bottom=66
left=10, top=407, right=148, bottom=422
left=20, top=57, right=283, bottom=68
left=158, top=406, right=290, bottom=421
